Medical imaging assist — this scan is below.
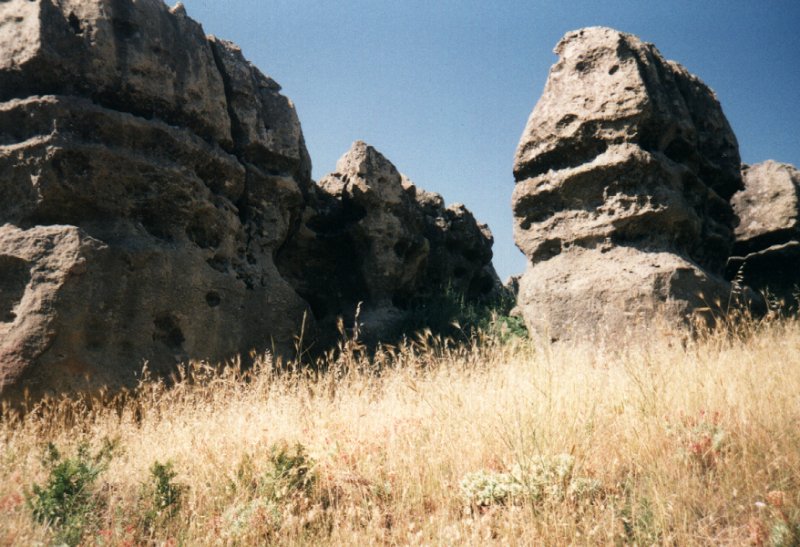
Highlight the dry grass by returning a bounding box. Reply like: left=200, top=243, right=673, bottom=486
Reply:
left=2, top=318, right=800, bottom=546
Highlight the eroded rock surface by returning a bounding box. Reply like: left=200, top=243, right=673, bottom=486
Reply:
left=0, top=0, right=312, bottom=400
left=727, top=161, right=800, bottom=300
left=276, top=141, right=500, bottom=343
left=0, top=1, right=503, bottom=400
left=512, top=27, right=745, bottom=339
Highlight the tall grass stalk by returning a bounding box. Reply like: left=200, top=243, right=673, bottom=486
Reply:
left=1, top=318, right=799, bottom=545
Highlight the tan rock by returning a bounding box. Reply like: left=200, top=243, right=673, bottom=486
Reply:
left=518, top=246, right=732, bottom=341
left=727, top=161, right=800, bottom=299
left=0, top=1, right=315, bottom=401
left=512, top=27, right=747, bottom=340
left=514, top=27, right=740, bottom=204
left=732, top=161, right=799, bottom=253
left=0, top=0, right=233, bottom=146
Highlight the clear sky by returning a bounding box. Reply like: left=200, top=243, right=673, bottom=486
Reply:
left=181, top=0, right=799, bottom=281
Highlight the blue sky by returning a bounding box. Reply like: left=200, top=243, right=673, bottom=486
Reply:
left=181, top=0, right=799, bottom=281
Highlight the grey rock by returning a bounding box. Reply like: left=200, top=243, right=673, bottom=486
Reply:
left=0, top=0, right=232, bottom=146
left=512, top=27, right=747, bottom=340
left=0, top=0, right=313, bottom=401
left=276, top=141, right=500, bottom=343
left=318, top=141, right=429, bottom=306
left=404, top=176, right=500, bottom=301
left=518, top=246, right=733, bottom=341
left=728, top=161, right=800, bottom=299
left=0, top=0, right=504, bottom=400
left=208, top=36, right=312, bottom=184
left=732, top=161, right=799, bottom=253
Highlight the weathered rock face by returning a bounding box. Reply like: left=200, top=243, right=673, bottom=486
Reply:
left=411, top=183, right=500, bottom=300
left=0, top=1, right=503, bottom=400
left=0, top=0, right=231, bottom=145
left=512, top=27, right=744, bottom=339
left=0, top=0, right=313, bottom=400
left=727, top=161, right=800, bottom=300
left=276, top=141, right=500, bottom=342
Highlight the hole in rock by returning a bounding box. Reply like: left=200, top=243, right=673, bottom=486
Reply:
left=556, top=114, right=578, bottom=128
left=112, top=18, right=139, bottom=40
left=186, top=217, right=221, bottom=249
left=394, top=240, right=412, bottom=259
left=664, top=137, right=695, bottom=165
left=206, top=255, right=228, bottom=273
left=205, top=291, right=221, bottom=308
left=0, top=256, right=30, bottom=323
left=67, top=12, right=83, bottom=34
left=153, top=314, right=185, bottom=349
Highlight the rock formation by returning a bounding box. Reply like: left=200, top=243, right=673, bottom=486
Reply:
left=0, top=1, right=500, bottom=400
left=276, top=141, right=500, bottom=343
left=728, top=161, right=800, bottom=302
left=0, top=0, right=313, bottom=400
left=512, top=27, right=746, bottom=340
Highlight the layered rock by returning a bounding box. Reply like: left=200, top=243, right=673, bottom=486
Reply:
left=0, top=0, right=231, bottom=145
left=512, top=27, right=745, bottom=339
left=0, top=0, right=312, bottom=400
left=276, top=141, right=500, bottom=342
left=0, top=0, right=503, bottom=400
left=727, top=161, right=800, bottom=301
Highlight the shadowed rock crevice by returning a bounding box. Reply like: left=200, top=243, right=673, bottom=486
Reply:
left=0, top=255, right=30, bottom=323
left=276, top=141, right=502, bottom=345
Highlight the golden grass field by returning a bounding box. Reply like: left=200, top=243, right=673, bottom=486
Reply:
left=2, top=317, right=799, bottom=546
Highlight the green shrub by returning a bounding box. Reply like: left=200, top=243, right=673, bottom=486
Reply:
left=223, top=442, right=317, bottom=540
left=262, top=441, right=316, bottom=501
left=403, top=284, right=526, bottom=341
left=141, top=460, right=186, bottom=530
left=26, top=439, right=116, bottom=546
left=619, top=494, right=661, bottom=545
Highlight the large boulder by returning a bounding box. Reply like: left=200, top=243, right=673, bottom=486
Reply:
left=0, top=0, right=505, bottom=401
left=0, top=0, right=313, bottom=400
left=512, top=27, right=745, bottom=340
left=276, top=141, right=500, bottom=343
left=727, top=161, right=800, bottom=302
left=0, top=0, right=231, bottom=145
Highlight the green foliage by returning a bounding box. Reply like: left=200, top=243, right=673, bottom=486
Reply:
left=619, top=494, right=662, bottom=545
left=490, top=313, right=529, bottom=342
left=460, top=454, right=601, bottom=509
left=403, top=284, right=526, bottom=341
left=759, top=491, right=800, bottom=547
left=262, top=441, right=316, bottom=501
left=25, top=439, right=116, bottom=546
left=141, top=460, right=186, bottom=530
left=223, top=442, right=318, bottom=540
left=769, top=520, right=799, bottom=547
